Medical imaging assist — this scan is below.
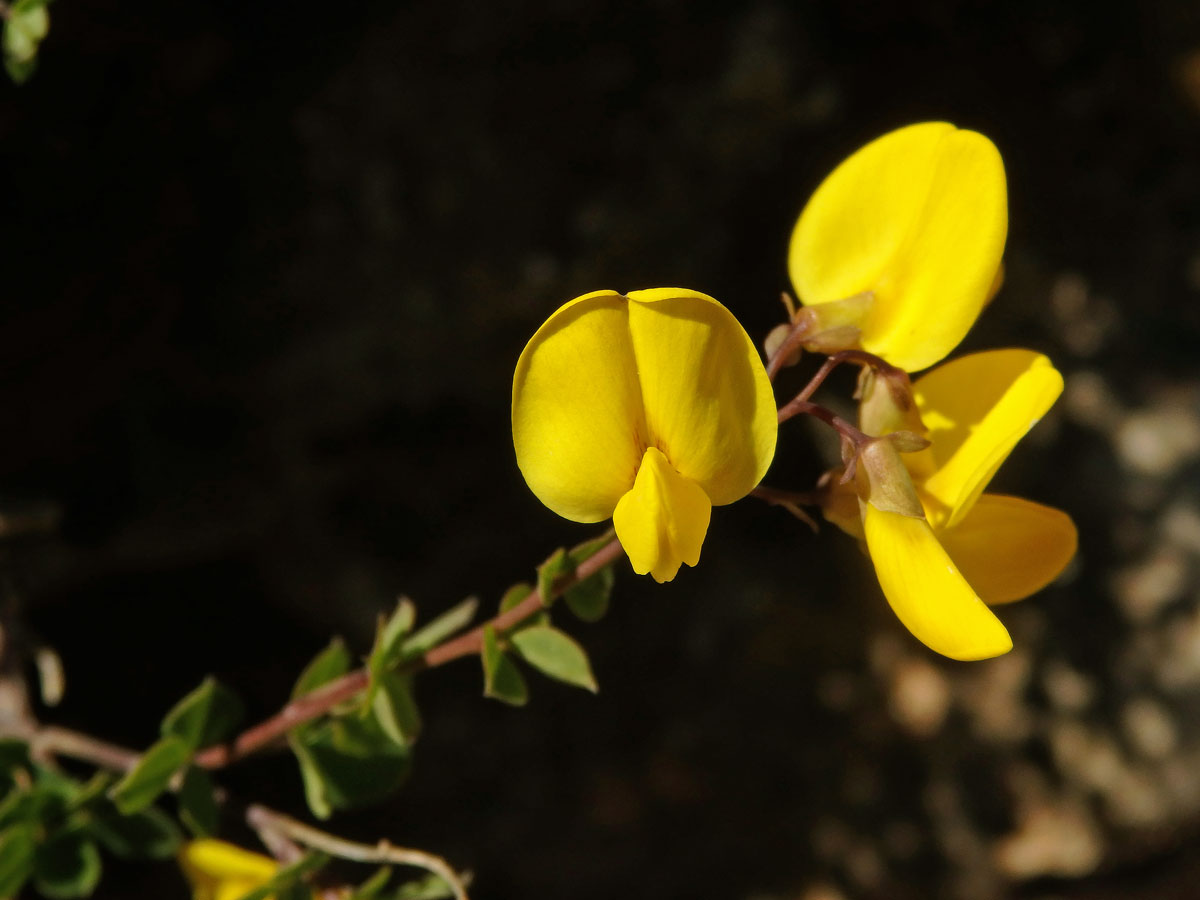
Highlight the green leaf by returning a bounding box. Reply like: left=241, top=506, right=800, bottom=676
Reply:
left=371, top=598, right=416, bottom=669
left=177, top=766, right=219, bottom=837
left=12, top=0, right=52, bottom=15
left=0, top=823, right=36, bottom=897
left=237, top=852, right=330, bottom=900
left=511, top=626, right=598, bottom=693
left=87, top=806, right=181, bottom=860
left=161, top=677, right=244, bottom=752
left=563, top=565, right=614, bottom=623
left=481, top=625, right=528, bottom=706
left=289, top=715, right=412, bottom=820
left=370, top=669, right=421, bottom=747
left=536, top=548, right=571, bottom=606
left=66, top=772, right=115, bottom=814
left=0, top=765, right=77, bottom=830
left=2, top=0, right=49, bottom=83
left=393, top=873, right=456, bottom=900
left=498, top=582, right=533, bottom=614
left=347, top=867, right=392, bottom=900
left=563, top=532, right=616, bottom=622
left=292, top=638, right=352, bottom=701
left=290, top=741, right=332, bottom=821
left=399, top=597, right=478, bottom=658
left=567, top=531, right=616, bottom=570
left=365, top=598, right=418, bottom=712
left=33, top=832, right=102, bottom=900
left=108, top=736, right=190, bottom=815
left=5, top=54, right=38, bottom=83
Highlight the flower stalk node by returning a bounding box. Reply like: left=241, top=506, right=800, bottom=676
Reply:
left=858, top=437, right=926, bottom=518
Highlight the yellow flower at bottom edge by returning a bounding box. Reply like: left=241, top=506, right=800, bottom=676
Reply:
left=512, top=288, right=777, bottom=582
left=178, top=839, right=278, bottom=900
left=788, top=121, right=1007, bottom=373
left=831, top=349, right=1077, bottom=661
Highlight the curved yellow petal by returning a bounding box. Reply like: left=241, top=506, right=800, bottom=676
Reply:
left=512, top=290, right=648, bottom=522
left=613, top=447, right=711, bottom=583
left=624, top=288, right=777, bottom=505
left=788, top=122, right=1006, bottom=372
left=938, top=494, right=1077, bottom=605
left=862, top=504, right=1012, bottom=660
left=178, top=840, right=277, bottom=900
left=911, top=349, right=1063, bottom=528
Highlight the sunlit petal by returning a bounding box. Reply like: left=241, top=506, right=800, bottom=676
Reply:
left=789, top=122, right=1006, bottom=372
left=613, top=447, right=712, bottom=583
left=512, top=291, right=648, bottom=522
left=910, top=349, right=1063, bottom=527
left=862, top=504, right=1012, bottom=660
left=178, top=840, right=277, bottom=900
left=625, top=288, right=777, bottom=505
left=938, top=494, right=1077, bottom=605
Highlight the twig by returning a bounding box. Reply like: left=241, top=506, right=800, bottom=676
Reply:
left=764, top=309, right=815, bottom=381
left=28, top=725, right=141, bottom=772
left=776, top=397, right=868, bottom=441
left=0, top=2, right=10, bottom=22
left=194, top=536, right=625, bottom=769
left=6, top=537, right=626, bottom=774
left=790, top=348, right=908, bottom=404
left=749, top=486, right=821, bottom=532
left=246, top=804, right=471, bottom=900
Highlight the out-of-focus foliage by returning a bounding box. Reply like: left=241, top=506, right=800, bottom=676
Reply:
left=2, top=0, right=50, bottom=82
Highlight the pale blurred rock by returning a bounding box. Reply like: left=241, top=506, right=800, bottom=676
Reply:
left=1063, top=370, right=1121, bottom=431
left=993, top=799, right=1103, bottom=879
left=1042, top=660, right=1096, bottom=712
left=1050, top=719, right=1123, bottom=792
left=1120, top=697, right=1178, bottom=760
left=889, top=657, right=951, bottom=738
left=1112, top=547, right=1189, bottom=622
left=1161, top=501, right=1200, bottom=554
left=799, top=884, right=847, bottom=900
left=816, top=670, right=858, bottom=711
left=958, top=651, right=1033, bottom=742
left=1101, top=767, right=1169, bottom=828
left=812, top=818, right=852, bottom=862
left=882, top=821, right=922, bottom=860
left=1114, top=402, right=1200, bottom=476
left=1157, top=606, right=1200, bottom=690
left=845, top=842, right=884, bottom=891
left=1162, top=751, right=1200, bottom=813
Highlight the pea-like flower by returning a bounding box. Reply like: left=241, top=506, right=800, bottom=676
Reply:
left=830, top=349, right=1077, bottom=660
left=512, top=288, right=777, bottom=582
left=789, top=122, right=1007, bottom=373
left=177, top=839, right=278, bottom=900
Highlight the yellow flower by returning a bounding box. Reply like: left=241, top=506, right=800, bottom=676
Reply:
left=178, top=839, right=278, bottom=900
left=835, top=349, right=1077, bottom=660
left=512, top=288, right=777, bottom=582
left=788, top=122, right=1007, bottom=373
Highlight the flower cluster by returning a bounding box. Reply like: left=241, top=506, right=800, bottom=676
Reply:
left=512, top=122, right=1076, bottom=660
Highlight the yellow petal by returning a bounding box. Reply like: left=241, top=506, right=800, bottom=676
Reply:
left=788, top=122, right=1006, bottom=372
left=178, top=840, right=277, bottom=900
left=938, top=494, right=1077, bottom=605
left=612, top=447, right=712, bottom=583
left=862, top=503, right=1012, bottom=660
left=624, top=288, right=777, bottom=505
left=910, top=349, right=1063, bottom=528
left=512, top=290, right=648, bottom=522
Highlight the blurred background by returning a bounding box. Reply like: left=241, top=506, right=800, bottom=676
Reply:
left=2, top=0, right=1200, bottom=897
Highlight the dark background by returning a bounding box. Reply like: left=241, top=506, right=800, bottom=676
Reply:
left=3, top=0, right=1200, bottom=897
